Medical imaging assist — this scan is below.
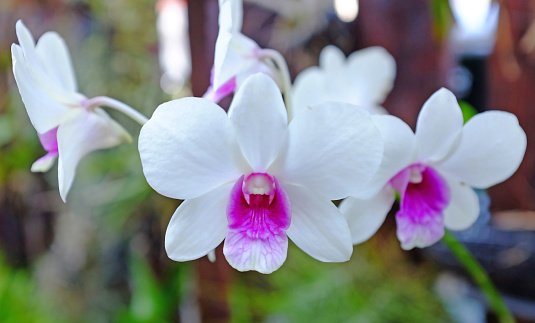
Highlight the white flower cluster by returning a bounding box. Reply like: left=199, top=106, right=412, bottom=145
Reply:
left=11, top=0, right=526, bottom=274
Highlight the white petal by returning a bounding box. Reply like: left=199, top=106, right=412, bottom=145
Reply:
left=291, top=67, right=326, bottom=117
left=351, top=114, right=416, bottom=199
left=346, top=46, right=396, bottom=106
left=139, top=98, right=249, bottom=200
left=284, top=184, right=353, bottom=262
left=438, top=111, right=527, bottom=189
left=442, top=175, right=480, bottom=231
left=31, top=152, right=58, bottom=172
left=340, top=186, right=396, bottom=245
left=319, top=45, right=345, bottom=76
left=228, top=73, right=287, bottom=171
left=35, top=31, right=78, bottom=92
left=57, top=108, right=131, bottom=202
left=292, top=46, right=395, bottom=117
left=218, top=0, right=243, bottom=32
left=15, top=20, right=81, bottom=105
left=12, top=44, right=69, bottom=133
left=165, top=183, right=232, bottom=261
left=272, top=102, right=383, bottom=200
left=415, top=88, right=464, bottom=163
left=213, top=32, right=260, bottom=90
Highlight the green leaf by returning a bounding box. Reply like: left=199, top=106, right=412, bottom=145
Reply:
left=458, top=100, right=478, bottom=124
left=430, top=0, right=452, bottom=41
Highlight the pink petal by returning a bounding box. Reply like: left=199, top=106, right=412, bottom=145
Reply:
left=37, top=126, right=59, bottom=153
left=394, top=165, right=450, bottom=249
left=223, top=174, right=291, bottom=274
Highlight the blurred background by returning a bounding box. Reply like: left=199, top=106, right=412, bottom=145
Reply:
left=1, top=0, right=535, bottom=322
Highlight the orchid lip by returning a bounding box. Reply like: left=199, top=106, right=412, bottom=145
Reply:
left=224, top=173, right=291, bottom=273
left=392, top=164, right=451, bottom=249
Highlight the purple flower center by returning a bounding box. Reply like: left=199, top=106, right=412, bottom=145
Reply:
left=390, top=164, right=451, bottom=249
left=223, top=173, right=291, bottom=273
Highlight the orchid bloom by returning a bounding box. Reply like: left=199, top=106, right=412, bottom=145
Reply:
left=139, top=73, right=384, bottom=273
left=11, top=21, right=146, bottom=202
left=204, top=0, right=282, bottom=103
left=340, top=88, right=526, bottom=250
left=292, top=45, right=396, bottom=115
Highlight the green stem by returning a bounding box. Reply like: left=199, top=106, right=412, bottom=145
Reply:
left=257, top=49, right=293, bottom=120
left=442, top=231, right=516, bottom=323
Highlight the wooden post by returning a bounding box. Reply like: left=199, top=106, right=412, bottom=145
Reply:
left=188, top=1, right=232, bottom=322
left=487, top=0, right=535, bottom=211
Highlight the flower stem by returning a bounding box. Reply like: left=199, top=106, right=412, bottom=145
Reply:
left=257, top=49, right=293, bottom=120
left=442, top=231, right=516, bottom=323
left=83, top=96, right=148, bottom=126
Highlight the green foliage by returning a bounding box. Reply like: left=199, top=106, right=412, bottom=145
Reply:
left=0, top=255, right=68, bottom=323
left=458, top=101, right=479, bottom=124
left=116, top=251, right=182, bottom=323
left=230, top=241, right=450, bottom=323
left=429, top=0, right=452, bottom=41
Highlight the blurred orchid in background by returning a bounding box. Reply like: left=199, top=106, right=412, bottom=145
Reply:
left=140, top=73, right=384, bottom=273
left=246, top=0, right=334, bottom=49
left=204, top=0, right=289, bottom=104
left=340, top=88, right=526, bottom=250
left=11, top=20, right=147, bottom=202
left=292, top=45, right=396, bottom=115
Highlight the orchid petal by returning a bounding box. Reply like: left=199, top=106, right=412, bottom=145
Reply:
left=11, top=44, right=69, bottom=133
left=319, top=45, right=345, bottom=77
left=165, top=183, right=232, bottom=261
left=57, top=108, right=131, bottom=202
left=228, top=74, right=287, bottom=172
left=272, top=102, right=383, bottom=200
left=340, top=186, right=396, bottom=245
left=31, top=152, right=58, bottom=173
left=291, top=67, right=325, bottom=117
left=285, top=184, right=353, bottom=262
left=346, top=46, right=396, bottom=106
left=292, top=46, right=395, bottom=116
left=37, top=127, right=59, bottom=153
left=15, top=20, right=81, bottom=104
left=213, top=32, right=260, bottom=90
left=415, top=88, right=464, bottom=163
left=31, top=127, right=59, bottom=172
left=442, top=175, right=480, bottom=231
left=351, top=115, right=416, bottom=199
left=35, top=31, right=78, bottom=92
left=218, top=0, right=243, bottom=32
left=203, top=77, right=236, bottom=103
left=139, top=98, right=249, bottom=200
left=438, top=111, right=527, bottom=189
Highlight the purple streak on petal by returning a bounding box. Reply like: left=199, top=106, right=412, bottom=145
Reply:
left=394, top=165, right=450, bottom=249
left=203, top=77, right=236, bottom=103
left=38, top=126, right=59, bottom=153
left=223, top=173, right=291, bottom=273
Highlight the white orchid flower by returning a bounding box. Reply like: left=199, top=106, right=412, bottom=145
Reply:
left=340, top=88, right=526, bottom=250
left=292, top=45, right=396, bottom=116
left=11, top=20, right=147, bottom=202
left=139, top=73, right=384, bottom=274
left=204, top=0, right=286, bottom=103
